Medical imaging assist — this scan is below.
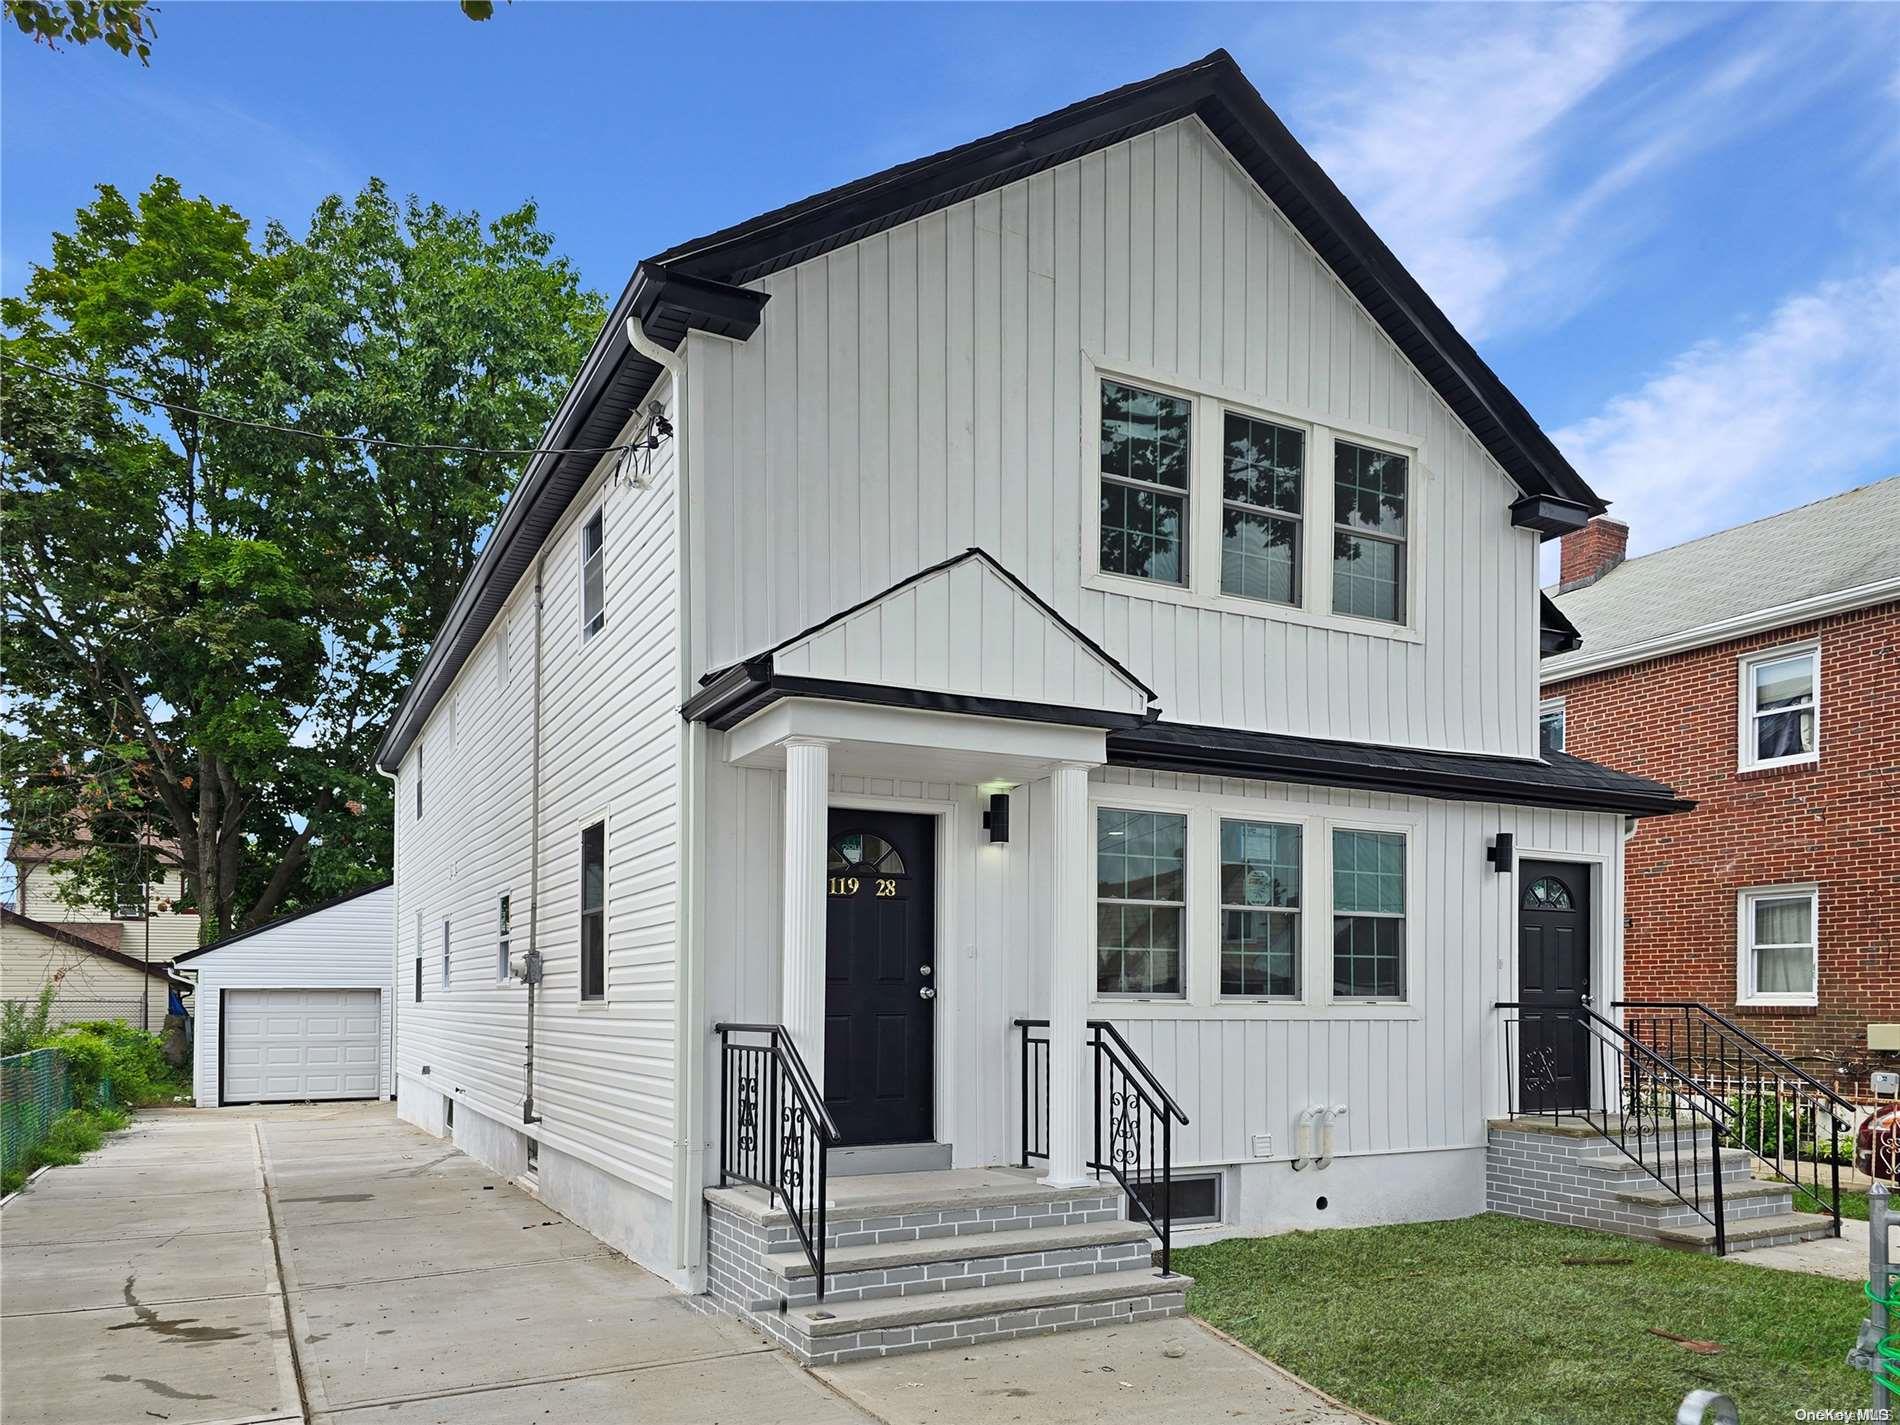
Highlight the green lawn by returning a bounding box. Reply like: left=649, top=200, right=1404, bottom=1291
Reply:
left=1178, top=1214, right=1868, bottom=1425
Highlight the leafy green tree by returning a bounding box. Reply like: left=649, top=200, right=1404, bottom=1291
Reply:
left=2, top=177, right=603, bottom=939
left=5, top=0, right=155, bottom=63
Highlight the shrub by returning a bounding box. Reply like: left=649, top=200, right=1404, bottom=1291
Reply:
left=1, top=983, right=59, bottom=1056
left=39, top=1020, right=176, bottom=1106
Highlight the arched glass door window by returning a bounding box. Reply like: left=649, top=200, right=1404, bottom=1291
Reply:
left=828, top=832, right=907, bottom=878
left=1521, top=876, right=1574, bottom=911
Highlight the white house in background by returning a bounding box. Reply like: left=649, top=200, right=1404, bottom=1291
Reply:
left=7, top=835, right=202, bottom=966
left=376, top=51, right=1688, bottom=1360
left=0, top=908, right=174, bottom=1029
left=170, top=882, right=394, bottom=1108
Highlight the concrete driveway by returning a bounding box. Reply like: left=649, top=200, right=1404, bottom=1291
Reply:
left=0, top=1102, right=868, bottom=1425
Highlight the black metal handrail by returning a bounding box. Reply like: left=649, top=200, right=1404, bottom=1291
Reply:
left=1088, top=1021, right=1190, bottom=1275
left=1616, top=1000, right=1848, bottom=1236
left=714, top=1022, right=839, bottom=1297
left=1013, top=1018, right=1050, bottom=1167
left=1497, top=1001, right=1734, bottom=1254
left=1012, top=1017, right=1191, bottom=1274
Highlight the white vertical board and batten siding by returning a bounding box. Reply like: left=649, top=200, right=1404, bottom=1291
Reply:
left=690, top=117, right=1540, bottom=757
left=393, top=383, right=682, bottom=1205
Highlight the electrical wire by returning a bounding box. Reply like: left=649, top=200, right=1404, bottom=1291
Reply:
left=0, top=352, right=638, bottom=460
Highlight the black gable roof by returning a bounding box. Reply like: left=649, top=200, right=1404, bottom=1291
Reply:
left=378, top=49, right=1603, bottom=772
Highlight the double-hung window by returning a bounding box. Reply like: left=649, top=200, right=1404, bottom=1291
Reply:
left=1740, top=647, right=1817, bottom=768
left=1098, top=379, right=1190, bottom=586
left=1738, top=887, right=1817, bottom=1005
left=414, top=743, right=423, bottom=820
left=1538, top=699, right=1566, bottom=756
left=580, top=510, right=606, bottom=641
left=1332, top=441, right=1408, bottom=623
left=1332, top=829, right=1406, bottom=1000
left=580, top=821, right=606, bottom=1001
left=414, top=910, right=423, bottom=1003
left=1219, top=819, right=1300, bottom=998
left=1095, top=808, right=1186, bottom=997
left=442, top=919, right=451, bottom=988
left=497, top=893, right=512, bottom=982
left=1220, top=414, right=1303, bottom=605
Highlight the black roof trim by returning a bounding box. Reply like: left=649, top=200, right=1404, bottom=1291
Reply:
left=1539, top=594, right=1583, bottom=657
left=683, top=665, right=1155, bottom=735
left=0, top=908, right=172, bottom=979
left=171, top=881, right=393, bottom=965
left=1107, top=723, right=1691, bottom=817
left=1513, top=494, right=1595, bottom=538
left=379, top=49, right=1603, bottom=772
left=696, top=547, right=1159, bottom=703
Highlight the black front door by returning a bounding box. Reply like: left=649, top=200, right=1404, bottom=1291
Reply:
left=825, top=810, right=935, bottom=1146
left=1517, top=859, right=1591, bottom=1113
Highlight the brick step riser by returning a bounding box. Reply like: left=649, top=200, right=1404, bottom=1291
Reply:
left=1612, top=1193, right=1798, bottom=1228
left=754, top=1195, right=1126, bottom=1252
left=775, top=1287, right=1191, bottom=1367
left=760, top=1239, right=1157, bottom=1308
left=1585, top=1167, right=1764, bottom=1195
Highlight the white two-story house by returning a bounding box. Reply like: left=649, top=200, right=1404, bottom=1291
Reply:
left=378, top=51, right=1689, bottom=1362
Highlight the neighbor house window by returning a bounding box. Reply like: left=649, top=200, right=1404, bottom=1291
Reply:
left=1738, top=887, right=1817, bottom=1005
left=497, top=893, right=512, bottom=981
left=580, top=821, right=606, bottom=1000
left=1096, top=808, right=1186, bottom=997
left=1740, top=646, right=1817, bottom=768
left=1099, top=379, right=1190, bottom=585
left=581, top=510, right=606, bottom=641
left=1332, top=829, right=1406, bottom=1000
left=1219, top=819, right=1301, bottom=998
left=1220, top=413, right=1303, bottom=605
left=1332, top=441, right=1407, bottom=622
left=1538, top=699, right=1566, bottom=756
left=112, top=879, right=145, bottom=919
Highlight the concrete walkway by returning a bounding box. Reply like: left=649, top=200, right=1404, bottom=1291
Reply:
left=0, top=1103, right=867, bottom=1425
left=0, top=1102, right=1367, bottom=1425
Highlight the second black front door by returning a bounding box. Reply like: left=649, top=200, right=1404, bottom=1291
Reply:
left=825, top=809, right=935, bottom=1146
left=1517, top=859, right=1592, bottom=1113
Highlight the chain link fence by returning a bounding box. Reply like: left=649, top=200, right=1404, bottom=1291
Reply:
left=1, top=1048, right=115, bottom=1182
left=42, top=997, right=151, bottom=1030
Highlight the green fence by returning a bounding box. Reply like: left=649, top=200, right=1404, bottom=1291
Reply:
left=1, top=1049, right=113, bottom=1182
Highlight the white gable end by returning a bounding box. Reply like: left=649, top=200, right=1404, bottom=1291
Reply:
left=770, top=553, right=1152, bottom=721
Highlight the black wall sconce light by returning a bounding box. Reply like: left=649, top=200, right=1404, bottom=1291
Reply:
left=1487, top=832, right=1514, bottom=874
left=983, top=791, right=1011, bottom=844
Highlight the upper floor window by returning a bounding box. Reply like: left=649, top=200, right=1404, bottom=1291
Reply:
left=415, top=743, right=423, bottom=821
left=1099, top=380, right=1189, bottom=586
left=442, top=918, right=452, bottom=988
left=580, top=821, right=606, bottom=1001
left=1740, top=646, right=1816, bottom=769
left=1737, top=886, right=1817, bottom=1006
left=1332, top=441, right=1408, bottom=623
left=1220, top=414, right=1303, bottom=606
left=112, top=879, right=145, bottom=919
left=1096, top=808, right=1186, bottom=997
left=1332, top=828, right=1406, bottom=1001
left=497, top=893, right=512, bottom=982
left=1538, top=699, right=1566, bottom=756
left=1219, top=818, right=1300, bottom=998
left=581, top=510, right=606, bottom=641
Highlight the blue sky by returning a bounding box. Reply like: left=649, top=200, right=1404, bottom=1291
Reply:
left=5, top=1, right=1897, bottom=568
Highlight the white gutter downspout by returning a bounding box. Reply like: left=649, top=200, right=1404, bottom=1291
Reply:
left=626, top=316, right=708, bottom=1290
left=375, top=763, right=401, bottom=1102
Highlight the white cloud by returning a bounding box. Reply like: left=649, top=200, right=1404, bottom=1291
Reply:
left=1551, top=266, right=1900, bottom=556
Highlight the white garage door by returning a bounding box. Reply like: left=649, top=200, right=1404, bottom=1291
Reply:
left=222, top=989, right=382, bottom=1102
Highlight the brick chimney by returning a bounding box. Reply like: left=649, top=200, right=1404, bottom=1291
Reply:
left=1558, top=517, right=1629, bottom=592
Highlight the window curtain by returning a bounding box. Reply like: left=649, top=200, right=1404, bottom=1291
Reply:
left=1753, top=897, right=1814, bottom=994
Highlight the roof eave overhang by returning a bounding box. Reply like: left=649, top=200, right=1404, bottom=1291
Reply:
left=1513, top=494, right=1595, bottom=537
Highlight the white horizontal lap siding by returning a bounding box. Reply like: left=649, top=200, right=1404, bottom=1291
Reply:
left=691, top=116, right=1537, bottom=757
left=188, top=885, right=396, bottom=1106
left=393, top=390, right=681, bottom=1200
left=1091, top=767, right=1623, bottom=1164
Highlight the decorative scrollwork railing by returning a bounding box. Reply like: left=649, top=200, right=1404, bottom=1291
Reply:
left=1089, top=1021, right=1190, bottom=1276
left=715, top=1022, right=839, bottom=1297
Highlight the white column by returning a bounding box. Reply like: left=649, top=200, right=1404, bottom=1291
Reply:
left=780, top=737, right=832, bottom=1092
left=1045, top=761, right=1094, bottom=1186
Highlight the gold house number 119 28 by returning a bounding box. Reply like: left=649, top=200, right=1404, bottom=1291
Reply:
left=829, top=876, right=898, bottom=897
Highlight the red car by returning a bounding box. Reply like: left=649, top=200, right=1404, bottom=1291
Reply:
left=1858, top=1104, right=1900, bottom=1182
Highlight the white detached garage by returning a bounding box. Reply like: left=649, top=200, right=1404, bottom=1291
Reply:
left=173, top=882, right=395, bottom=1107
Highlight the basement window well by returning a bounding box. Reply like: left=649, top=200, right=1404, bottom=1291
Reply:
left=1125, top=1172, right=1222, bottom=1227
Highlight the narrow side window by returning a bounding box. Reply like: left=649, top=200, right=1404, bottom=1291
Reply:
left=580, top=822, right=606, bottom=1000
left=581, top=511, right=606, bottom=641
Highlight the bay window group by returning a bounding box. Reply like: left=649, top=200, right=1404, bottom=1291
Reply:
left=1095, top=799, right=1413, bottom=1007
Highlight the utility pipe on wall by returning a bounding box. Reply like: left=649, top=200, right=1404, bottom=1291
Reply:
left=522, top=550, right=547, bottom=1125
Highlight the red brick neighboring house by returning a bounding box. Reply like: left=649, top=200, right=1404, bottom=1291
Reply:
left=1543, top=478, right=1900, bottom=1089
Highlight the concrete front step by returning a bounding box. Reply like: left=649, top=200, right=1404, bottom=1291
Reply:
left=1577, top=1147, right=1754, bottom=1180
left=1608, top=1178, right=1790, bottom=1210
left=766, top=1218, right=1151, bottom=1279
left=777, top=1267, right=1190, bottom=1365
left=1653, top=1211, right=1837, bottom=1254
